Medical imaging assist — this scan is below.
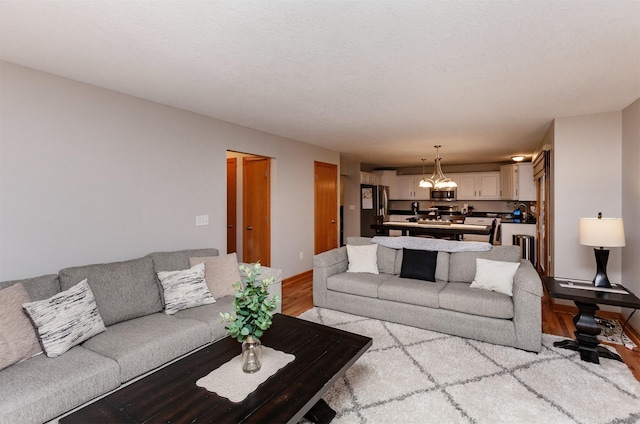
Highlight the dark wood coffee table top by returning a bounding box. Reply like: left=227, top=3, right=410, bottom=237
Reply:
left=60, top=313, right=372, bottom=424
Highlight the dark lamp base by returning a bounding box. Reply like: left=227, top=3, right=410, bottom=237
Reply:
left=592, top=248, right=612, bottom=288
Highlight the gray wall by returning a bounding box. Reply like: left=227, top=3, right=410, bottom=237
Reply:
left=553, top=111, right=623, bottom=284
left=0, top=62, right=339, bottom=280
left=622, top=98, right=640, bottom=330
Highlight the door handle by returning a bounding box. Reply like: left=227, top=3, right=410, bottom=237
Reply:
left=227, top=225, right=233, bottom=229
left=246, top=226, right=253, bottom=230
left=331, top=220, right=336, bottom=224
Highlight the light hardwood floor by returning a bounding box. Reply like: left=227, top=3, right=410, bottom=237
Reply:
left=282, top=272, right=640, bottom=382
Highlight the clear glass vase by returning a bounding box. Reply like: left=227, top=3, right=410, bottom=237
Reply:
left=241, top=336, right=262, bottom=373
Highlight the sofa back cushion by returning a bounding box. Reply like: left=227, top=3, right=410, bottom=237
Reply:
left=448, top=246, right=521, bottom=283
left=147, top=248, right=220, bottom=272
left=59, top=256, right=162, bottom=326
left=0, top=274, right=61, bottom=301
left=346, top=237, right=396, bottom=274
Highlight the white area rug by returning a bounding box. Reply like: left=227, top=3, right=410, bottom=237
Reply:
left=298, top=308, right=640, bottom=424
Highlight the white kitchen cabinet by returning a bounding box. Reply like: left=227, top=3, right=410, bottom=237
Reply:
left=374, top=170, right=397, bottom=197
left=454, top=172, right=501, bottom=200
left=500, top=164, right=535, bottom=201
left=394, top=175, right=430, bottom=200
left=360, top=171, right=381, bottom=185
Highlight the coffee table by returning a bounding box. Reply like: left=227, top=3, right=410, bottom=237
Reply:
left=59, top=313, right=372, bottom=423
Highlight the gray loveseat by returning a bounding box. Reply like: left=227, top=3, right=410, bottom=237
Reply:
left=313, top=237, right=543, bottom=352
left=0, top=248, right=282, bottom=424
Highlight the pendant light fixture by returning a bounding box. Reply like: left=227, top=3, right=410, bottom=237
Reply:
left=418, top=158, right=430, bottom=188
left=421, top=145, right=457, bottom=189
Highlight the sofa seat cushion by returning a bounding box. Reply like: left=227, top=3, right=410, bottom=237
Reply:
left=0, top=346, right=120, bottom=424
left=439, top=282, right=514, bottom=319
left=378, top=276, right=448, bottom=308
left=172, top=296, right=234, bottom=342
left=59, top=256, right=162, bottom=326
left=81, top=313, right=210, bottom=382
left=326, top=272, right=392, bottom=298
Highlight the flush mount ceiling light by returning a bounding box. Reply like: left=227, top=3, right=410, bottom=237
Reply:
left=420, top=145, right=457, bottom=189
left=511, top=155, right=525, bottom=162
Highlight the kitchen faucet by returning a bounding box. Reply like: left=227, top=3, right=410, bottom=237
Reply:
left=517, top=203, right=529, bottom=220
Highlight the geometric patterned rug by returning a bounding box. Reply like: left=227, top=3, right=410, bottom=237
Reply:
left=298, top=308, right=640, bottom=424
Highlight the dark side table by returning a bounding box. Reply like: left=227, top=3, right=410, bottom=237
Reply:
left=542, top=276, right=640, bottom=364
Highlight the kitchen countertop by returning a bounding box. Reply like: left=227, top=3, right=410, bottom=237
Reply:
left=372, top=221, right=493, bottom=240
left=501, top=219, right=536, bottom=224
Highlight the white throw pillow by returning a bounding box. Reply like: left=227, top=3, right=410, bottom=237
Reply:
left=189, top=253, right=241, bottom=299
left=157, top=262, right=215, bottom=315
left=22, top=279, right=106, bottom=358
left=470, top=258, right=520, bottom=296
left=346, top=244, right=379, bottom=274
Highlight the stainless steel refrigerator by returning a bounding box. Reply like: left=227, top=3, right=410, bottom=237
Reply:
left=360, top=184, right=389, bottom=237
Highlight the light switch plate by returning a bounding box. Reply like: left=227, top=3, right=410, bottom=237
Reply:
left=195, top=215, right=209, bottom=226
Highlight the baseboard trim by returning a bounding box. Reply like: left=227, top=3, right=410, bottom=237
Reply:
left=282, top=269, right=313, bottom=287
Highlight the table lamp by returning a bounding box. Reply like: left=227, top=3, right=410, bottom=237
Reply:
left=578, top=212, right=625, bottom=288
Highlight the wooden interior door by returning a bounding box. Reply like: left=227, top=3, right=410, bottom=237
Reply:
left=314, top=161, right=338, bottom=254
left=243, top=156, right=271, bottom=266
left=226, top=157, right=237, bottom=254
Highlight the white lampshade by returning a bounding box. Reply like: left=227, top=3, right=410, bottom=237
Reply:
left=578, top=217, right=626, bottom=248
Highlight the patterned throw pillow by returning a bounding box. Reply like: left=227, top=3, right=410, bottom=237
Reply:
left=157, top=262, right=215, bottom=315
left=0, top=283, right=42, bottom=370
left=22, top=279, right=106, bottom=358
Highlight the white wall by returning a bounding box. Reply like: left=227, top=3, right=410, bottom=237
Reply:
left=622, top=98, right=640, bottom=330
left=553, top=112, right=623, bottom=283
left=341, top=159, right=362, bottom=243
left=0, top=62, right=339, bottom=280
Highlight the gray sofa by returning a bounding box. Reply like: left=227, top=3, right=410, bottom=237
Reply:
left=313, top=237, right=543, bottom=352
left=0, top=248, right=282, bottom=424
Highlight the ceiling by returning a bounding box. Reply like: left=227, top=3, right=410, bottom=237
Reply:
left=1, top=1, right=639, bottom=168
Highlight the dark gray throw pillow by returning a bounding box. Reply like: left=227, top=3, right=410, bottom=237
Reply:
left=400, top=248, right=438, bottom=282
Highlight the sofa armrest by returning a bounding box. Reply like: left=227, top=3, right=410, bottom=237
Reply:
left=312, top=247, right=348, bottom=307
left=513, top=260, right=543, bottom=297
left=239, top=263, right=283, bottom=314
left=512, top=259, right=543, bottom=351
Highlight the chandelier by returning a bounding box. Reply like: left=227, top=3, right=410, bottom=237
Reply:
left=419, top=145, right=457, bottom=189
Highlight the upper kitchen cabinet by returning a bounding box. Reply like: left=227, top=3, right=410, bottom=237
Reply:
left=500, top=163, right=535, bottom=201
left=374, top=170, right=398, bottom=196
left=360, top=171, right=381, bottom=185
left=394, top=175, right=430, bottom=200
left=453, top=172, right=501, bottom=200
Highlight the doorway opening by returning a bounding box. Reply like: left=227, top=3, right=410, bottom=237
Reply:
left=226, top=151, right=272, bottom=266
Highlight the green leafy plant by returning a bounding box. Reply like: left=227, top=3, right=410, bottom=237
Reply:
left=220, top=262, right=280, bottom=342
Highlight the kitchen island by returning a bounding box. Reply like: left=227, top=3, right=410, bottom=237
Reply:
left=371, top=220, right=495, bottom=241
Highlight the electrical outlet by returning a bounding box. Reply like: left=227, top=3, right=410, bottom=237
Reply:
left=299, top=251, right=304, bottom=260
